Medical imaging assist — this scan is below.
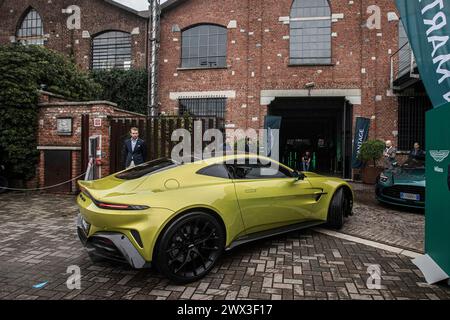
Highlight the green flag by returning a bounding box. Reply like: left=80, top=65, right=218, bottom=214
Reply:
left=395, top=0, right=450, bottom=108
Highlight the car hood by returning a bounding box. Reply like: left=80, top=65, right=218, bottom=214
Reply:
left=388, top=168, right=425, bottom=185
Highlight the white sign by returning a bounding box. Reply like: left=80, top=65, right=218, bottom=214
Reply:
left=93, top=118, right=102, bottom=127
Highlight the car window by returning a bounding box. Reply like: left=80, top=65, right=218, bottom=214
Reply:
left=115, top=158, right=177, bottom=180
left=197, top=164, right=232, bottom=179
left=230, top=160, right=293, bottom=180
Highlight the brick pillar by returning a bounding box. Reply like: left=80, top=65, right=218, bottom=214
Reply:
left=72, top=150, right=81, bottom=192
left=38, top=150, right=45, bottom=188
left=246, top=0, right=264, bottom=132
left=360, top=0, right=378, bottom=141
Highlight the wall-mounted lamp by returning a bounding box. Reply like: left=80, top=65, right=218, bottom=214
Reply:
left=304, top=82, right=315, bottom=96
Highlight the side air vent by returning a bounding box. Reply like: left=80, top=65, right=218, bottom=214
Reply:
left=130, top=230, right=144, bottom=248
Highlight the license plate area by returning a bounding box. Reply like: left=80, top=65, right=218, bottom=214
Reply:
left=400, top=192, right=420, bottom=201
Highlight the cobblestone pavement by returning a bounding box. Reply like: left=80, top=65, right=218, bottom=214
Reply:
left=344, top=183, right=424, bottom=253
left=0, top=192, right=448, bottom=300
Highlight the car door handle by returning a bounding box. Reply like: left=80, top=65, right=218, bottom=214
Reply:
left=245, top=189, right=257, bottom=193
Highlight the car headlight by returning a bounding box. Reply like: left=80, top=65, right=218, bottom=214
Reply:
left=379, top=173, right=389, bottom=183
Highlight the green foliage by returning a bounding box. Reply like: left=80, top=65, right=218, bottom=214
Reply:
left=0, top=44, right=100, bottom=180
left=358, top=139, right=385, bottom=167
left=91, top=69, right=148, bottom=115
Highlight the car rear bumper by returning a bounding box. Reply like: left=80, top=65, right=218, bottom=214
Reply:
left=76, top=192, right=176, bottom=262
left=77, top=214, right=151, bottom=269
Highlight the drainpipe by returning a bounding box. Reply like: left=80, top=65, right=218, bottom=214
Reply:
left=343, top=100, right=347, bottom=179
left=148, top=0, right=160, bottom=117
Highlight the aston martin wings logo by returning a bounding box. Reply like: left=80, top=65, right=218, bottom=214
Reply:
left=430, top=150, right=450, bottom=163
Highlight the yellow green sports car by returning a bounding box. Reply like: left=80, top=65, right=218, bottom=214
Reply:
left=77, top=154, right=353, bottom=283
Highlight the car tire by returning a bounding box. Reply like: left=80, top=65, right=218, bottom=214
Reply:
left=0, top=176, right=8, bottom=194
left=154, top=212, right=225, bottom=284
left=327, top=188, right=346, bottom=229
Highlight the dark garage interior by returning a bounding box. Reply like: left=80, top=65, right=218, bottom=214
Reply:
left=268, top=97, right=353, bottom=179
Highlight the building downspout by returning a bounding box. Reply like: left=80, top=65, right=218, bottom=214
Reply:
left=148, top=0, right=160, bottom=117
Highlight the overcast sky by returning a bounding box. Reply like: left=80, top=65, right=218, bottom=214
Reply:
left=114, top=0, right=167, bottom=11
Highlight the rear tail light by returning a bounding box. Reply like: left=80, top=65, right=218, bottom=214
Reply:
left=79, top=187, right=149, bottom=211
left=96, top=202, right=149, bottom=211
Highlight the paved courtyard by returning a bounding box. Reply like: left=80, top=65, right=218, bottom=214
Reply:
left=345, top=182, right=424, bottom=253
left=0, top=191, right=448, bottom=300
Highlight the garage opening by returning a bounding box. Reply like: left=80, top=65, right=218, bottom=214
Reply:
left=268, top=97, right=353, bottom=179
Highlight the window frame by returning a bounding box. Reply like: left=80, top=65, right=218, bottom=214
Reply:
left=91, top=30, right=132, bottom=71
left=196, top=164, right=233, bottom=179
left=178, top=97, right=227, bottom=119
left=178, top=97, right=227, bottom=132
left=397, top=96, right=432, bottom=152
left=180, top=24, right=228, bottom=70
left=16, top=7, right=45, bottom=46
left=228, top=160, right=295, bottom=180
left=289, top=0, right=333, bottom=66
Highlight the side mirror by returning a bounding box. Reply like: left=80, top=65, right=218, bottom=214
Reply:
left=293, top=171, right=305, bottom=181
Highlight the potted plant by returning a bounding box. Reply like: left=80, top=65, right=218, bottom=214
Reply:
left=358, top=140, right=385, bottom=184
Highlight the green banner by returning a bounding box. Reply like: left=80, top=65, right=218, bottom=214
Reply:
left=351, top=117, right=370, bottom=169
left=425, top=104, right=450, bottom=277
left=396, top=0, right=450, bottom=108
left=397, top=0, right=450, bottom=281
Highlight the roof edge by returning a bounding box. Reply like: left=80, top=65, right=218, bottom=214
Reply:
left=161, top=0, right=189, bottom=13
left=103, top=0, right=150, bottom=18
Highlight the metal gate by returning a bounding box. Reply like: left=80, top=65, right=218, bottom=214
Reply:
left=109, top=116, right=223, bottom=173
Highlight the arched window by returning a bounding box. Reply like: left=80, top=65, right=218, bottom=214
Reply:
left=16, top=8, right=45, bottom=45
left=290, top=0, right=331, bottom=65
left=181, top=24, right=227, bottom=68
left=91, top=31, right=132, bottom=70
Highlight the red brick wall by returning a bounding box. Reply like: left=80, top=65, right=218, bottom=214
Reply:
left=158, top=0, right=401, bottom=146
left=36, top=94, right=145, bottom=192
left=0, top=0, right=148, bottom=70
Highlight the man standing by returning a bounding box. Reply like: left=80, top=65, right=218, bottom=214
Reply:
left=122, top=127, right=147, bottom=169
left=301, top=151, right=312, bottom=172
left=409, top=142, right=425, bottom=160
left=383, top=140, right=397, bottom=169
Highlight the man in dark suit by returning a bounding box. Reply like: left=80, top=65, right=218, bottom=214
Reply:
left=122, top=127, right=147, bottom=169
left=409, top=142, right=426, bottom=161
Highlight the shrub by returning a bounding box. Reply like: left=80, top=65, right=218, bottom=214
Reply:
left=91, top=69, right=148, bottom=115
left=358, top=139, right=385, bottom=167
left=0, top=44, right=100, bottom=180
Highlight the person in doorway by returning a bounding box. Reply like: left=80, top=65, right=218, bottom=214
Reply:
left=301, top=151, right=312, bottom=172
left=409, top=142, right=425, bottom=161
left=383, top=140, right=397, bottom=169
left=122, top=127, right=147, bottom=169
left=244, top=137, right=251, bottom=154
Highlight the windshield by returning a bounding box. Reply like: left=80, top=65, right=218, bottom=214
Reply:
left=115, top=158, right=178, bottom=180
left=401, top=158, right=425, bottom=169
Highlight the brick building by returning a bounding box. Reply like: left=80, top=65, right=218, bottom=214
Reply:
left=0, top=0, right=429, bottom=179
left=36, top=91, right=145, bottom=192
left=158, top=0, right=413, bottom=178
left=0, top=0, right=149, bottom=70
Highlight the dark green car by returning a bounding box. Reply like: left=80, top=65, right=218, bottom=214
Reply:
left=375, top=158, right=425, bottom=209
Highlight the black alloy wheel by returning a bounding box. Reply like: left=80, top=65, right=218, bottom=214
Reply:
left=155, top=212, right=225, bottom=283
